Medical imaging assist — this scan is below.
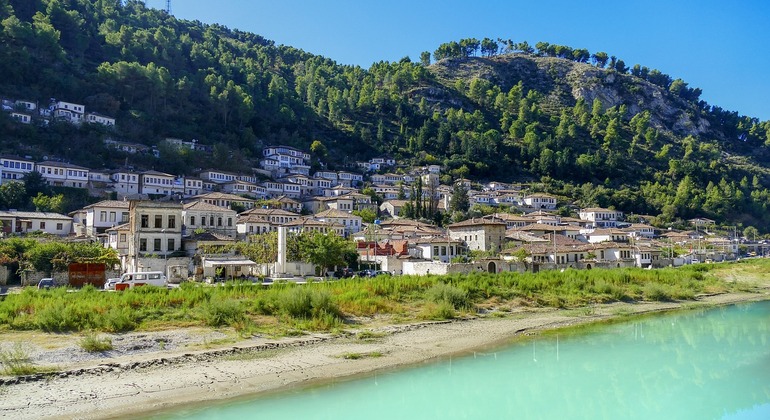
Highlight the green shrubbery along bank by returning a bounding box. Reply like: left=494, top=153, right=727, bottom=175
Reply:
left=0, top=260, right=762, bottom=335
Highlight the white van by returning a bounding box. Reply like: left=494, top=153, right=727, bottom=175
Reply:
left=115, top=272, right=168, bottom=290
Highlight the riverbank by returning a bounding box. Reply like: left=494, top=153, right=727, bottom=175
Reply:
left=1, top=288, right=768, bottom=420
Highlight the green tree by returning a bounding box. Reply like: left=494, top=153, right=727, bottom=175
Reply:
left=310, top=140, right=327, bottom=159
left=419, top=51, right=430, bottom=66
left=0, top=181, right=26, bottom=210
left=450, top=182, right=469, bottom=212
left=32, top=193, right=64, bottom=213
left=301, top=232, right=354, bottom=274
left=352, top=208, right=376, bottom=224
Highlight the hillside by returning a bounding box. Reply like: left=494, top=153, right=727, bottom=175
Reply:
left=2, top=0, right=770, bottom=229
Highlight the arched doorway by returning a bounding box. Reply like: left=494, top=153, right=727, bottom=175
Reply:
left=487, top=261, right=497, bottom=273
left=586, top=264, right=592, bottom=270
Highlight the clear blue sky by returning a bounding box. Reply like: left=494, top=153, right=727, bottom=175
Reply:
left=145, top=0, right=770, bottom=121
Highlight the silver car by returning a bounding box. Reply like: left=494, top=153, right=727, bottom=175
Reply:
left=103, top=277, right=121, bottom=290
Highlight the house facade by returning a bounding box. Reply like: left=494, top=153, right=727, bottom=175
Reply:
left=447, top=218, right=506, bottom=252
left=183, top=201, right=237, bottom=238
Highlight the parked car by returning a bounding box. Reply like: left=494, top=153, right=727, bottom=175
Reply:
left=37, top=278, right=55, bottom=289
left=103, top=277, right=121, bottom=291
left=335, top=267, right=355, bottom=278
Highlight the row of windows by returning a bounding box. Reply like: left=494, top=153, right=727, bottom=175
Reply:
left=145, top=177, right=173, bottom=185
left=140, top=214, right=176, bottom=229
left=139, top=238, right=175, bottom=253
left=100, top=211, right=129, bottom=223
left=36, top=221, right=64, bottom=230
left=2, top=161, right=33, bottom=170
left=188, top=216, right=233, bottom=227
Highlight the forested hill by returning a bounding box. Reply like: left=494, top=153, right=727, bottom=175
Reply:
left=2, top=0, right=770, bottom=229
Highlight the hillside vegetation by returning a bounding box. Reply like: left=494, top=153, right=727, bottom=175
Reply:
left=2, top=0, right=770, bottom=229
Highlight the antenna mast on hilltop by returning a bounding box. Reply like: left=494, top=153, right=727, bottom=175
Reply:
left=166, top=0, right=171, bottom=14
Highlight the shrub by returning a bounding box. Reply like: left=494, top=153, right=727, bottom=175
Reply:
left=103, top=307, right=137, bottom=332
left=426, top=283, right=469, bottom=309
left=0, top=343, right=37, bottom=376
left=80, top=333, right=113, bottom=352
left=643, top=283, right=671, bottom=301
left=420, top=302, right=456, bottom=320
left=204, top=300, right=246, bottom=327
left=279, top=287, right=339, bottom=319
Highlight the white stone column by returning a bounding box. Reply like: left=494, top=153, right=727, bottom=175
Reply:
left=276, top=226, right=287, bottom=276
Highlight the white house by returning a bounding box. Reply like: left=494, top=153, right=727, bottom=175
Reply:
left=190, top=192, right=255, bottom=210
left=11, top=112, right=31, bottom=124
left=85, top=112, right=115, bottom=126
left=72, top=200, right=130, bottom=237
left=140, top=170, right=176, bottom=196
left=198, top=169, right=237, bottom=184
left=110, top=170, right=141, bottom=197
left=0, top=210, right=72, bottom=236
left=0, top=155, right=34, bottom=183
left=36, top=161, right=89, bottom=188
left=523, top=193, right=557, bottom=210
left=579, top=207, right=625, bottom=228
left=313, top=208, right=362, bottom=237
left=184, top=177, right=204, bottom=197
left=51, top=100, right=85, bottom=124
left=183, top=201, right=237, bottom=238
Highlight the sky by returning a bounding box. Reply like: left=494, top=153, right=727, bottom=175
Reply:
left=144, top=0, right=770, bottom=121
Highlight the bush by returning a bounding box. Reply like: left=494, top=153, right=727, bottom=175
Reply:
left=103, top=307, right=137, bottom=332
left=426, top=283, right=469, bottom=309
left=279, top=287, right=339, bottom=319
left=80, top=333, right=113, bottom=352
left=420, top=302, right=456, bottom=320
left=0, top=343, right=36, bottom=376
left=204, top=300, right=246, bottom=327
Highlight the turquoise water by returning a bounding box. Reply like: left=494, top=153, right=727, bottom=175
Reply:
left=163, top=302, right=770, bottom=419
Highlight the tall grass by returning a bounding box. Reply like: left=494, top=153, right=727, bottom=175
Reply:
left=0, top=261, right=755, bottom=334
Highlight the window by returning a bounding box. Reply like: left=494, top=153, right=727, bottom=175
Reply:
left=40, top=222, right=46, bottom=229
left=190, top=216, right=196, bottom=226
left=141, top=215, right=149, bottom=228
left=119, top=233, right=126, bottom=243
left=227, top=218, right=232, bottom=227
left=100, top=211, right=107, bottom=222
left=121, top=212, right=129, bottom=222
left=168, top=215, right=176, bottom=229
left=167, top=238, right=174, bottom=253
left=209, top=216, right=214, bottom=226
left=154, top=215, right=162, bottom=228
left=201, top=217, right=206, bottom=226
left=217, top=217, right=222, bottom=227
left=56, top=223, right=63, bottom=230
left=140, top=238, right=147, bottom=252
left=154, top=238, right=161, bottom=252
left=109, top=212, right=116, bottom=222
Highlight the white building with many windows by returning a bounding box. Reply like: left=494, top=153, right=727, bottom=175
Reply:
left=36, top=161, right=89, bottom=188
left=0, top=155, right=34, bottom=183
left=71, top=200, right=130, bottom=237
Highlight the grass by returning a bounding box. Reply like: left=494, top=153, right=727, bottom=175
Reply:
left=79, top=332, right=113, bottom=352
left=355, top=330, right=389, bottom=341
left=339, top=351, right=384, bottom=360
left=0, top=260, right=764, bottom=335
left=0, top=343, right=39, bottom=376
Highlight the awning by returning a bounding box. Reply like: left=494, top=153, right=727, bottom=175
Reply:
left=203, top=258, right=258, bottom=267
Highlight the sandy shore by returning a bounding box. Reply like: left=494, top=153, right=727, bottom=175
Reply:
left=1, top=290, right=769, bottom=419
